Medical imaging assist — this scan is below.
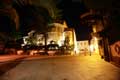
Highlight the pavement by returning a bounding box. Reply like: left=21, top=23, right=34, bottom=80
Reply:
left=0, top=54, right=71, bottom=63
left=0, top=55, right=28, bottom=75
left=0, top=54, right=73, bottom=76
left=0, top=54, right=120, bottom=80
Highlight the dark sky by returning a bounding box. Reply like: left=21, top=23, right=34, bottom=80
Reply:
left=1, top=0, right=89, bottom=40
left=57, top=0, right=120, bottom=42
left=1, top=0, right=119, bottom=42
left=57, top=0, right=91, bottom=40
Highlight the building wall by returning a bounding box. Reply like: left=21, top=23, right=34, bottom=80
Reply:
left=64, top=31, right=74, bottom=45
left=47, top=23, right=65, bottom=46
left=77, top=40, right=89, bottom=53
left=22, top=23, right=77, bottom=54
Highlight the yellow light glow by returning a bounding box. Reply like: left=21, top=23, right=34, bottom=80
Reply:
left=30, top=50, right=38, bottom=55
left=93, top=25, right=97, bottom=33
left=90, top=37, right=99, bottom=54
left=22, top=22, right=79, bottom=55
left=17, top=50, right=23, bottom=55
left=73, top=31, right=79, bottom=55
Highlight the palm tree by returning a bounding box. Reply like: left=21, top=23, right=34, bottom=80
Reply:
left=32, top=0, right=62, bottom=22
left=13, top=0, right=53, bottom=54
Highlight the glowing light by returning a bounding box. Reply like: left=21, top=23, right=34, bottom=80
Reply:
left=22, top=21, right=78, bottom=55
left=93, top=25, right=97, bottom=33
left=89, top=44, right=94, bottom=53
left=30, top=50, right=38, bottom=55
left=23, top=36, right=29, bottom=45
left=77, top=40, right=89, bottom=55
left=48, top=51, right=56, bottom=56
left=57, top=40, right=62, bottom=46
left=90, top=37, right=99, bottom=54
left=73, top=30, right=79, bottom=55
left=17, top=50, right=23, bottom=55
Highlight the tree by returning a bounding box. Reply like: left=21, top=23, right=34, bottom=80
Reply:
left=0, top=0, right=20, bottom=54
left=13, top=0, right=54, bottom=54
left=31, top=0, right=62, bottom=21
left=13, top=0, right=52, bottom=33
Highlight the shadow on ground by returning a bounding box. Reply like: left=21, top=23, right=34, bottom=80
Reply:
left=0, top=57, right=24, bottom=75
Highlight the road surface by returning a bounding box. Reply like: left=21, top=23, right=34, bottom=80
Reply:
left=0, top=55, right=120, bottom=80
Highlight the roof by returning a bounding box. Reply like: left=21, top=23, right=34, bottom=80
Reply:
left=48, top=22, right=67, bottom=28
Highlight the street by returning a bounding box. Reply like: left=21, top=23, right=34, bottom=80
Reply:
left=0, top=54, right=120, bottom=80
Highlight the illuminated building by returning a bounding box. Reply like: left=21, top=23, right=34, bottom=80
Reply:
left=80, top=9, right=104, bottom=55
left=77, top=40, right=89, bottom=54
left=47, top=22, right=67, bottom=46
left=22, top=21, right=78, bottom=55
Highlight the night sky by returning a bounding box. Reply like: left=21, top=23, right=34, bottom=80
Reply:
left=0, top=0, right=94, bottom=41
left=1, top=0, right=120, bottom=42
left=57, top=0, right=91, bottom=40
left=57, top=0, right=120, bottom=42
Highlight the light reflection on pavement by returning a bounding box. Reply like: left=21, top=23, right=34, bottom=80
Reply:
left=0, top=55, right=120, bottom=80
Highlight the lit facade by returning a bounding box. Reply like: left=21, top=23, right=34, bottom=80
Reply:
left=47, top=23, right=66, bottom=46
left=77, top=40, right=89, bottom=54
left=22, top=21, right=78, bottom=54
